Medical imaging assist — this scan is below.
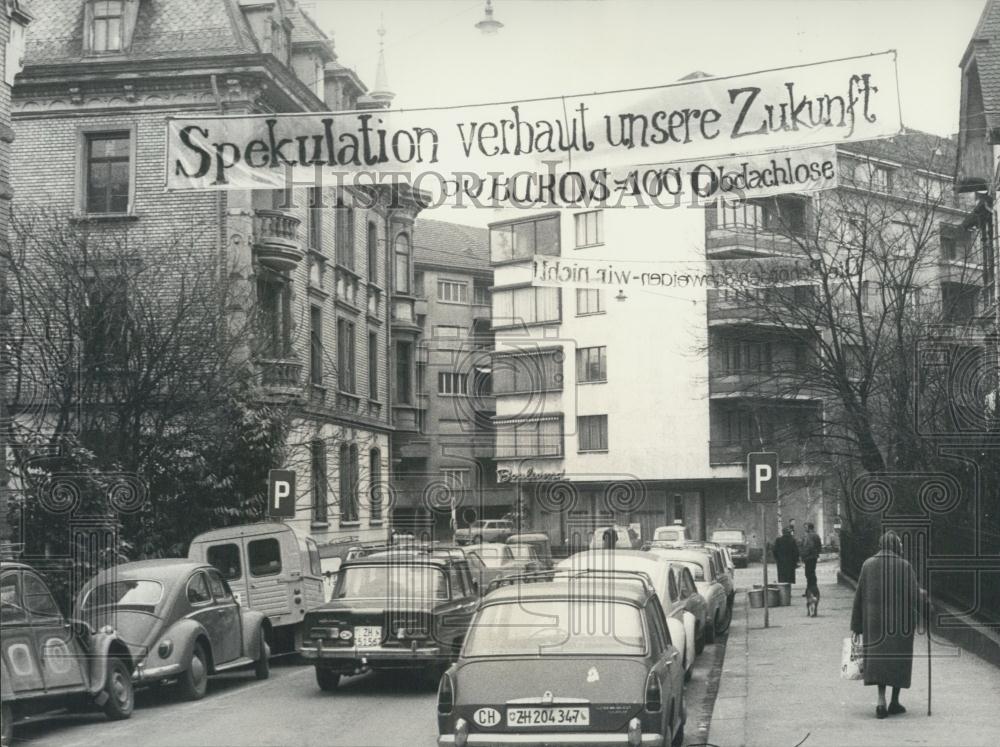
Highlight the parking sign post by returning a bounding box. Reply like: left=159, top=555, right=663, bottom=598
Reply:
left=748, top=452, right=778, bottom=628
left=268, top=470, right=296, bottom=519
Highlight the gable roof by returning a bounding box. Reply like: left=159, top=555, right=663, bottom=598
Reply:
left=414, top=218, right=489, bottom=273
left=960, top=0, right=1000, bottom=133
left=839, top=128, right=957, bottom=171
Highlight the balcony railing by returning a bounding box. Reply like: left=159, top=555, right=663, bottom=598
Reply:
left=709, top=440, right=805, bottom=465
left=706, top=224, right=799, bottom=259
left=709, top=371, right=820, bottom=400
left=257, top=358, right=303, bottom=396
left=254, top=210, right=304, bottom=271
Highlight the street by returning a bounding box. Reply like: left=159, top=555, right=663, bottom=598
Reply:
left=6, top=640, right=729, bottom=747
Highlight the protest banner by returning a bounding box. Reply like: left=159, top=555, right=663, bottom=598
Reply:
left=166, top=51, right=897, bottom=207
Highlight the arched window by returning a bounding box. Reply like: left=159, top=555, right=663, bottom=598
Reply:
left=367, top=221, right=379, bottom=283
left=394, top=233, right=411, bottom=294
left=369, top=448, right=382, bottom=522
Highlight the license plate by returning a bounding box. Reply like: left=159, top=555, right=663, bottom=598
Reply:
left=354, top=626, right=382, bottom=648
left=506, top=707, right=590, bottom=727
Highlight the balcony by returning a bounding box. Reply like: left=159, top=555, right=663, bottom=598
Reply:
left=706, top=225, right=799, bottom=259
left=257, top=358, right=303, bottom=398
left=254, top=210, right=304, bottom=271
left=709, top=440, right=804, bottom=466
left=707, top=289, right=814, bottom=329
left=709, top=371, right=820, bottom=400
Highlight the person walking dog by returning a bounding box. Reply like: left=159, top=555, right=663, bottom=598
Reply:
left=800, top=522, right=822, bottom=594
left=773, top=526, right=800, bottom=584
left=850, top=530, right=922, bottom=719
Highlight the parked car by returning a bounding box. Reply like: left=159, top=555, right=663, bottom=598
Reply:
left=188, top=522, right=325, bottom=649
left=76, top=559, right=271, bottom=701
left=686, top=542, right=735, bottom=609
left=437, top=578, right=687, bottom=746
left=454, top=520, right=514, bottom=545
left=2, top=562, right=136, bottom=743
left=505, top=532, right=554, bottom=570
left=668, top=563, right=709, bottom=655
left=300, top=548, right=480, bottom=690
left=466, top=543, right=538, bottom=588
left=709, top=529, right=749, bottom=568
left=554, top=550, right=696, bottom=680
left=645, top=548, right=730, bottom=643
left=588, top=525, right=642, bottom=550
left=652, top=524, right=689, bottom=547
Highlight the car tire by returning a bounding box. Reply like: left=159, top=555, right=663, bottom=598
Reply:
left=705, top=617, right=716, bottom=644
left=315, top=666, right=340, bottom=692
left=254, top=634, right=270, bottom=680
left=671, top=695, right=686, bottom=747
left=101, top=657, right=135, bottom=721
left=178, top=642, right=209, bottom=701
left=716, top=604, right=733, bottom=635
left=2, top=701, right=14, bottom=746
left=695, top=624, right=705, bottom=655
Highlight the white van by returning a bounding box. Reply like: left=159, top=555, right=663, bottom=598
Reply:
left=188, top=522, right=324, bottom=649
left=653, top=524, right=689, bottom=547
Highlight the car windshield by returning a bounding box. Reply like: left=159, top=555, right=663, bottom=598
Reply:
left=711, top=531, right=745, bottom=543
left=81, top=580, right=164, bottom=611
left=464, top=599, right=646, bottom=657
left=509, top=545, right=537, bottom=560
left=335, top=565, right=448, bottom=601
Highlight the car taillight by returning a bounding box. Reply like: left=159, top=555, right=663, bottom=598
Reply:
left=438, top=672, right=455, bottom=715
left=644, top=672, right=662, bottom=712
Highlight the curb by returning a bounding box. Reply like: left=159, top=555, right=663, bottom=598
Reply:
left=704, top=594, right=749, bottom=747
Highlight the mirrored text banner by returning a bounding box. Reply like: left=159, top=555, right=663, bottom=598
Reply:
left=165, top=51, right=899, bottom=196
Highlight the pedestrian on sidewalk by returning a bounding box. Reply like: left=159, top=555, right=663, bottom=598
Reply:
left=773, top=526, right=800, bottom=584
left=800, top=522, right=822, bottom=594
left=850, top=530, right=921, bottom=719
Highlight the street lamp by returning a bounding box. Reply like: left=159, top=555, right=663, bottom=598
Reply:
left=475, top=0, right=504, bottom=34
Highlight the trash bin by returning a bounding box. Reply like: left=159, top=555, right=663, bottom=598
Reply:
left=753, top=583, right=786, bottom=606
left=766, top=587, right=782, bottom=607
left=748, top=589, right=764, bottom=608
left=777, top=582, right=792, bottom=606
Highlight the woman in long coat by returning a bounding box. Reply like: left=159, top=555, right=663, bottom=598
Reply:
left=772, top=527, right=800, bottom=584
left=850, top=530, right=922, bottom=719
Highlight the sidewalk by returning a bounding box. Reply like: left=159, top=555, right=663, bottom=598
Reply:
left=707, top=560, right=1000, bottom=747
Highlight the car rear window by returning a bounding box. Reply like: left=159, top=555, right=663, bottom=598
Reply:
left=207, top=543, right=242, bottom=581
left=82, top=580, right=163, bottom=612
left=248, top=538, right=282, bottom=577
left=465, top=600, right=645, bottom=657
left=711, top=531, right=745, bottom=543
left=335, top=565, right=448, bottom=601
left=669, top=560, right=705, bottom=581
left=655, top=529, right=682, bottom=541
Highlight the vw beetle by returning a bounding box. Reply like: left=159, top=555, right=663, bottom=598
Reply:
left=76, top=559, right=271, bottom=700
left=2, top=561, right=135, bottom=744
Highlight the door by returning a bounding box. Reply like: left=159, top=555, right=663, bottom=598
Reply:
left=186, top=571, right=229, bottom=666
left=206, top=569, right=243, bottom=663
left=205, top=540, right=249, bottom=608
left=246, top=537, right=289, bottom=619
left=22, top=571, right=88, bottom=693
left=1, top=570, right=44, bottom=694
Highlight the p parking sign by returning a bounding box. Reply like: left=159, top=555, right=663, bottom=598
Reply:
left=747, top=452, right=778, bottom=503
left=268, top=470, right=296, bottom=518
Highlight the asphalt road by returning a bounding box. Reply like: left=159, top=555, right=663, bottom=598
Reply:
left=10, top=634, right=729, bottom=747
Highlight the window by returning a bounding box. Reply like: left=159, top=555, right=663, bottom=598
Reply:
left=473, top=280, right=491, bottom=305
left=578, top=414, right=608, bottom=452
left=307, top=187, right=323, bottom=250
left=369, top=449, right=382, bottom=522
left=490, top=215, right=560, bottom=263
left=367, top=221, right=379, bottom=282
left=394, top=233, right=411, bottom=293
left=917, top=174, right=949, bottom=202
left=441, top=468, right=469, bottom=491
left=395, top=341, right=413, bottom=404
left=434, top=325, right=468, bottom=344
left=90, top=1, right=124, bottom=53
left=310, top=307, right=323, bottom=385
left=722, top=340, right=772, bottom=374
left=495, top=416, right=563, bottom=458
left=368, top=332, right=379, bottom=400
left=257, top=275, right=291, bottom=358
left=248, top=539, right=282, bottom=577
left=576, top=288, right=604, bottom=315
left=861, top=280, right=882, bottom=313
left=186, top=572, right=212, bottom=605
left=941, top=282, right=979, bottom=324
left=312, top=440, right=328, bottom=523
left=724, top=409, right=757, bottom=444
left=493, top=287, right=561, bottom=326
left=438, top=279, right=469, bottom=304
left=576, top=346, right=607, bottom=383
left=575, top=210, right=603, bottom=247
left=438, top=372, right=469, bottom=395
left=207, top=544, right=242, bottom=581
left=338, top=318, right=356, bottom=393
left=852, top=160, right=893, bottom=192
left=940, top=223, right=970, bottom=261
left=206, top=570, right=231, bottom=602
left=492, top=348, right=563, bottom=394
left=340, top=444, right=359, bottom=522
left=21, top=573, right=60, bottom=618
left=336, top=200, right=354, bottom=268
left=0, top=573, right=27, bottom=624
left=271, top=19, right=289, bottom=64
left=85, top=132, right=130, bottom=214
left=83, top=280, right=129, bottom=372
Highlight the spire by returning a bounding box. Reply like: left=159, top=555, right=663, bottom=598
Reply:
left=370, top=17, right=394, bottom=105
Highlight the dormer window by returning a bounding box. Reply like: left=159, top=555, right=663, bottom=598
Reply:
left=91, top=1, right=124, bottom=52
left=271, top=20, right=290, bottom=64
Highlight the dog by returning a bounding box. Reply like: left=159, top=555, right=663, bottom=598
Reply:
left=805, top=583, right=820, bottom=617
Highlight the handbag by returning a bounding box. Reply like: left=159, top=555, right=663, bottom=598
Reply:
left=841, top=634, right=864, bottom=681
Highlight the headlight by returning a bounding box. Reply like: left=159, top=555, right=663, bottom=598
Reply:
left=157, top=640, right=173, bottom=659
